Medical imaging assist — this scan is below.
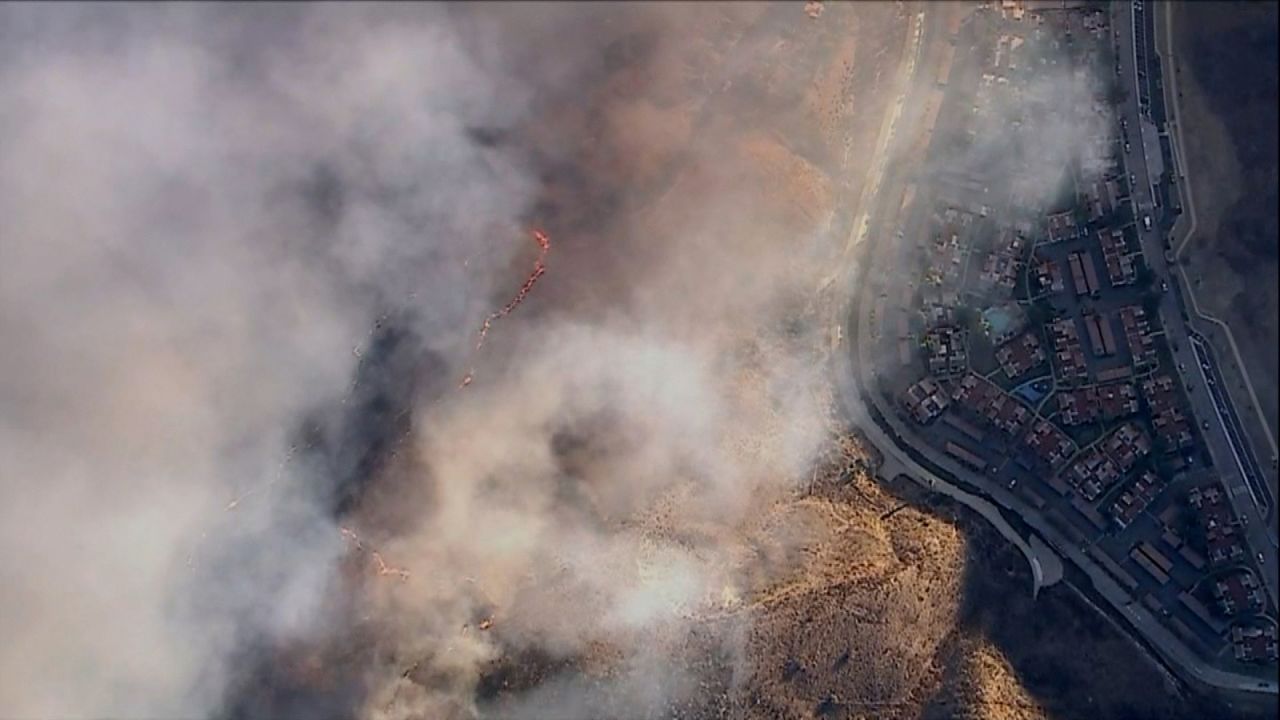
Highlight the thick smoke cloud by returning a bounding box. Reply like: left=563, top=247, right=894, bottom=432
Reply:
left=0, top=3, right=1115, bottom=718
left=0, top=3, right=538, bottom=717
left=923, top=17, right=1116, bottom=212
left=0, top=3, right=830, bottom=719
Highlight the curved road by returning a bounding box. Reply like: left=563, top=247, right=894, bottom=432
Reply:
left=822, top=5, right=1058, bottom=598
left=821, top=2, right=1278, bottom=699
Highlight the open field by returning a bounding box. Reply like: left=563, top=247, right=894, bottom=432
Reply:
left=1170, top=1, right=1279, bottom=444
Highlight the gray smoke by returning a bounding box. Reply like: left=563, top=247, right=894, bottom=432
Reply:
left=0, top=3, right=1116, bottom=719
left=0, top=3, right=830, bottom=718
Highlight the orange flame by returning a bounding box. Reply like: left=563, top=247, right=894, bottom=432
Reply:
left=461, top=229, right=551, bottom=387
left=218, top=232, right=550, bottom=568
left=341, top=526, right=410, bottom=582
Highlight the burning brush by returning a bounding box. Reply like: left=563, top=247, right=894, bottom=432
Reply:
left=340, top=526, right=410, bottom=582
left=460, top=229, right=551, bottom=387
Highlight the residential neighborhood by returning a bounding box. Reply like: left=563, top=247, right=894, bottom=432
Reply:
left=874, top=0, right=1276, bottom=681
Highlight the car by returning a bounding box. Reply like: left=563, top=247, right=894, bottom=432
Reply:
left=1202, top=420, right=1210, bottom=430
left=1179, top=363, right=1186, bottom=371
left=1125, top=142, right=1132, bottom=153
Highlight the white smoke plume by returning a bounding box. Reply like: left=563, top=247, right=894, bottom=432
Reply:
left=0, top=3, right=834, bottom=718
left=0, top=3, right=1117, bottom=719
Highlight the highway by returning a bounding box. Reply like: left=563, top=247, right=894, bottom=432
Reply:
left=825, top=2, right=1278, bottom=700
left=1113, top=0, right=1278, bottom=605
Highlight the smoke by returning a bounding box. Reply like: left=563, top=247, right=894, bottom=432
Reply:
left=0, top=3, right=1117, bottom=718
left=921, top=13, right=1116, bottom=214
left=0, top=3, right=537, bottom=717
left=0, top=3, right=833, bottom=718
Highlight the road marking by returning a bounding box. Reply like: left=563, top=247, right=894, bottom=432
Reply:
left=1190, top=336, right=1267, bottom=515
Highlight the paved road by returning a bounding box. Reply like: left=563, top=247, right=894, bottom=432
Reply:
left=825, top=2, right=1278, bottom=698
left=1153, top=3, right=1280, bottom=548
left=823, top=4, right=1059, bottom=598
left=1116, top=1, right=1280, bottom=604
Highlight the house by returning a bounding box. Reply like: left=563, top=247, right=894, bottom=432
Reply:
left=1035, top=257, right=1066, bottom=294
left=923, top=327, right=968, bottom=377
left=1068, top=250, right=1102, bottom=297
left=1190, top=484, right=1248, bottom=567
left=1119, top=306, right=1158, bottom=370
left=1100, top=228, right=1138, bottom=286
left=953, top=373, right=1032, bottom=438
left=1102, top=422, right=1151, bottom=472
left=996, top=332, right=1046, bottom=379
left=1212, top=571, right=1266, bottom=616
left=903, top=377, right=951, bottom=424
left=1046, top=210, right=1081, bottom=243
left=1142, top=374, right=1194, bottom=450
left=1025, top=418, right=1077, bottom=472
left=1109, top=471, right=1163, bottom=529
left=1049, top=318, right=1089, bottom=385
left=1231, top=624, right=1279, bottom=664
left=1082, top=311, right=1118, bottom=357
left=1063, top=447, right=1122, bottom=501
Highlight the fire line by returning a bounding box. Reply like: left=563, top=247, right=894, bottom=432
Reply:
left=460, top=228, right=551, bottom=388
left=341, top=526, right=410, bottom=581
left=216, top=229, right=549, bottom=584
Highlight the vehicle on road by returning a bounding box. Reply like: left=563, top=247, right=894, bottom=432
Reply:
left=1143, top=214, right=1152, bottom=230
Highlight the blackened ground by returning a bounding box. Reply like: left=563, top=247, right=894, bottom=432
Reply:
left=219, top=616, right=378, bottom=720
left=209, top=312, right=448, bottom=720
left=321, top=316, right=442, bottom=519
